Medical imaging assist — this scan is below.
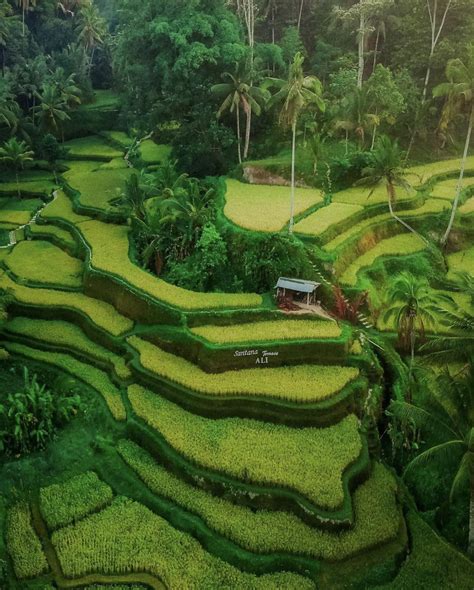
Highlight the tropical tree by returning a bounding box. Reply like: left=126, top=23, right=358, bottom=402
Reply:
left=33, top=83, right=70, bottom=140
left=0, top=1, right=19, bottom=74
left=388, top=364, right=474, bottom=557
left=0, top=76, right=20, bottom=133
left=266, top=52, right=325, bottom=232
left=433, top=46, right=474, bottom=245
left=16, top=0, right=36, bottom=36
left=0, top=138, right=34, bottom=197
left=358, top=135, right=425, bottom=236
left=422, top=300, right=474, bottom=368
left=49, top=67, right=82, bottom=109
left=333, top=86, right=379, bottom=151
left=383, top=272, right=449, bottom=380
left=212, top=64, right=268, bottom=163
left=76, top=3, right=106, bottom=72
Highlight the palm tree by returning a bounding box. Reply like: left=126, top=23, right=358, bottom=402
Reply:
left=16, top=0, right=36, bottom=36
left=0, top=138, right=34, bottom=198
left=266, top=52, right=325, bottom=232
left=433, top=45, right=474, bottom=246
left=33, top=83, right=70, bottom=141
left=358, top=135, right=425, bottom=237
left=212, top=64, right=267, bottom=163
left=0, top=1, right=19, bottom=73
left=0, top=76, right=20, bottom=133
left=383, top=272, right=449, bottom=380
left=422, top=300, right=474, bottom=369
left=332, top=87, right=379, bottom=152
left=50, top=68, right=82, bottom=109
left=75, top=3, right=106, bottom=72
left=388, top=364, right=474, bottom=557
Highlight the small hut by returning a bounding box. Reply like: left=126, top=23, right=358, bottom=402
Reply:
left=275, top=277, right=321, bottom=306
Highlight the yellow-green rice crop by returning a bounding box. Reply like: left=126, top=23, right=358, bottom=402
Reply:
left=6, top=502, right=49, bottom=579
left=63, top=160, right=132, bottom=211
left=340, top=234, right=427, bottom=286
left=127, top=336, right=358, bottom=403
left=324, top=198, right=450, bottom=251
left=118, top=440, right=400, bottom=561
left=430, top=177, right=474, bottom=201
left=78, top=219, right=263, bottom=309
left=190, top=319, right=342, bottom=343
left=405, top=156, right=474, bottom=186
left=0, top=272, right=133, bottom=336
left=64, top=136, right=123, bottom=159
left=294, top=202, right=364, bottom=236
left=6, top=317, right=131, bottom=380
left=103, top=131, right=133, bottom=148
left=5, top=342, right=126, bottom=420
left=4, top=240, right=83, bottom=288
left=332, top=182, right=416, bottom=207
left=139, top=140, right=171, bottom=163
left=29, top=222, right=77, bottom=251
left=52, top=496, right=314, bottom=589
left=224, top=178, right=323, bottom=232
left=447, top=245, right=474, bottom=279
left=41, top=190, right=92, bottom=224
left=128, top=385, right=362, bottom=509
left=0, top=209, right=33, bottom=225
left=459, top=197, right=474, bottom=214
left=40, top=472, right=114, bottom=530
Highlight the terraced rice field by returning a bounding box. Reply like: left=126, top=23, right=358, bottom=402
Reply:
left=340, top=234, right=427, bottom=286
left=224, top=178, right=323, bottom=231
left=7, top=133, right=460, bottom=589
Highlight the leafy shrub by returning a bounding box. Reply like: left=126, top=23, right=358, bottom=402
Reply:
left=52, top=496, right=313, bottom=589
left=6, top=502, right=49, bottom=579
left=0, top=367, right=81, bottom=455
left=128, top=336, right=359, bottom=403
left=128, top=385, right=363, bottom=509
left=4, top=343, right=126, bottom=421
left=40, top=472, right=114, bottom=530
left=227, top=230, right=316, bottom=293
left=118, top=440, right=400, bottom=561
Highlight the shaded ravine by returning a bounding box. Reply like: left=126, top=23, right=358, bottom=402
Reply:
left=30, top=502, right=166, bottom=590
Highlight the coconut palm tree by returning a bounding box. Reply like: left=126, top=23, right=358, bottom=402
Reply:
left=49, top=68, right=82, bottom=109
left=266, top=52, right=325, bottom=232
left=433, top=45, right=474, bottom=245
left=212, top=64, right=268, bottom=163
left=358, top=135, right=425, bottom=237
left=0, top=76, right=20, bottom=133
left=33, top=83, right=70, bottom=140
left=388, top=364, right=474, bottom=557
left=332, top=87, right=379, bottom=151
left=383, top=272, right=450, bottom=380
left=76, top=3, right=106, bottom=72
left=0, top=138, right=34, bottom=198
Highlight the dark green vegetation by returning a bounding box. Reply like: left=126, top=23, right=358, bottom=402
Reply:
left=0, top=1, right=473, bottom=589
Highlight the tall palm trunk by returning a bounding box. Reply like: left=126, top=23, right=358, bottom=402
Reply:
left=357, top=3, right=366, bottom=89
left=244, top=107, right=252, bottom=160
left=297, top=0, right=304, bottom=31
left=372, top=27, right=380, bottom=73
left=387, top=182, right=426, bottom=241
left=289, top=120, right=297, bottom=233
left=441, top=105, right=473, bottom=245
left=15, top=170, right=20, bottom=199
left=236, top=107, right=242, bottom=164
